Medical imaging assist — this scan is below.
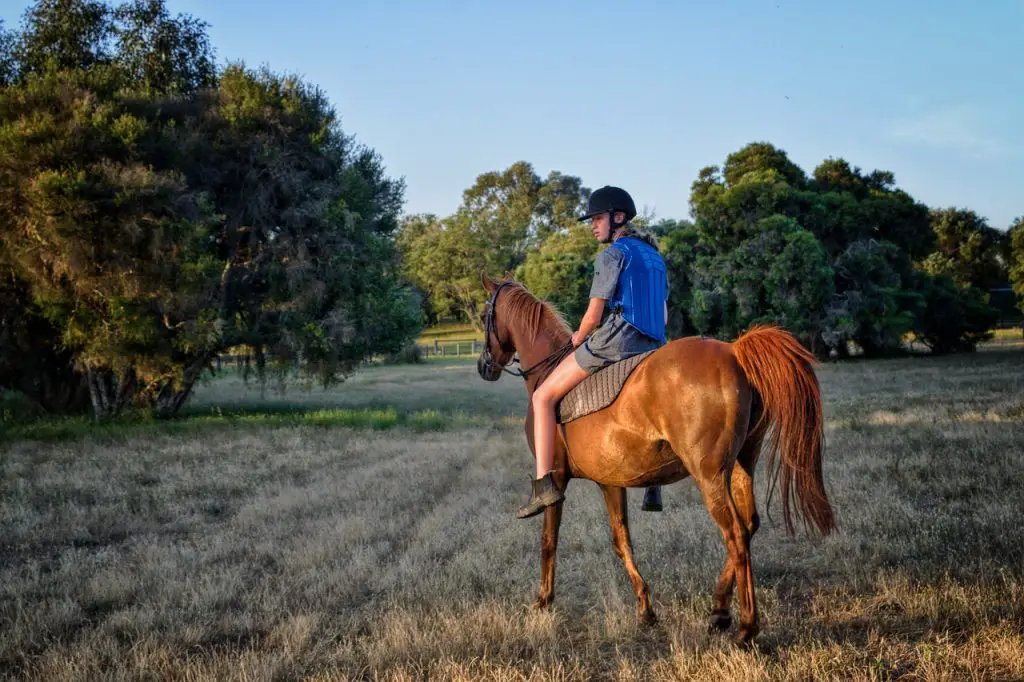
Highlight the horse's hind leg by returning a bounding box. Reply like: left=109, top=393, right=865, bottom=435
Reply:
left=709, top=520, right=736, bottom=631
left=710, top=437, right=762, bottom=633
left=697, top=469, right=760, bottom=645
left=599, top=484, right=655, bottom=625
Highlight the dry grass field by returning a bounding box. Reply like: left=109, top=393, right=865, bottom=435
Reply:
left=1, top=339, right=1023, bottom=680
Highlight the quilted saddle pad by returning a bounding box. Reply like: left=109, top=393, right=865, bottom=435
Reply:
left=555, top=349, right=657, bottom=424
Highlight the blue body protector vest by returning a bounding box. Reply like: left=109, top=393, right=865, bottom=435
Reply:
left=608, top=237, right=668, bottom=343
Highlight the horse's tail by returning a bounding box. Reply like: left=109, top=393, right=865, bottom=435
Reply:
left=732, top=325, right=835, bottom=537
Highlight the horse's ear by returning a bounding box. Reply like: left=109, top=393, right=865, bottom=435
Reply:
left=480, top=270, right=497, bottom=293
left=503, top=270, right=515, bottom=282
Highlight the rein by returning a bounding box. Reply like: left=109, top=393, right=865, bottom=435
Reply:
left=481, top=283, right=574, bottom=381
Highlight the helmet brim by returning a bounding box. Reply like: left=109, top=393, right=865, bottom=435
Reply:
left=577, top=209, right=608, bottom=222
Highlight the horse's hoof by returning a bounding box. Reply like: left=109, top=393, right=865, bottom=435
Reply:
left=734, top=624, right=759, bottom=647
left=638, top=609, right=658, bottom=627
left=708, top=611, right=732, bottom=632
left=530, top=598, right=552, bottom=612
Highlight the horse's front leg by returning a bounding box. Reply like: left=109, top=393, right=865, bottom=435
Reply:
left=599, top=483, right=655, bottom=625
left=533, top=501, right=563, bottom=610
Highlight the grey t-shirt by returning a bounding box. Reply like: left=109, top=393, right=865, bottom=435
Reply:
left=589, top=246, right=625, bottom=300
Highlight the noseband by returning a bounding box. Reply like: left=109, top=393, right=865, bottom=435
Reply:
left=480, top=282, right=573, bottom=381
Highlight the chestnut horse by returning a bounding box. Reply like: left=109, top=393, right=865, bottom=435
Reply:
left=476, top=275, right=835, bottom=644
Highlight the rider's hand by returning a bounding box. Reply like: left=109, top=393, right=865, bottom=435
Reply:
left=571, top=330, right=584, bottom=348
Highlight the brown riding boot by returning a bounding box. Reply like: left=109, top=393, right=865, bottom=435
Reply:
left=641, top=486, right=663, bottom=512
left=516, top=472, right=565, bottom=519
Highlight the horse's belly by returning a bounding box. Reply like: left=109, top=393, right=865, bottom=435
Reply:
left=566, top=435, right=688, bottom=487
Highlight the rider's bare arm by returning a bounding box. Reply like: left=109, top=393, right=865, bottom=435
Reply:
left=572, top=297, right=607, bottom=347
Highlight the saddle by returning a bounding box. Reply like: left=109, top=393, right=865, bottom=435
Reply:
left=556, top=350, right=657, bottom=424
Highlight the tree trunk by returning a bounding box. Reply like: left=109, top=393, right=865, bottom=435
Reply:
left=153, top=354, right=212, bottom=418
left=86, top=367, right=137, bottom=420
left=810, top=333, right=830, bottom=361
left=86, top=367, right=114, bottom=420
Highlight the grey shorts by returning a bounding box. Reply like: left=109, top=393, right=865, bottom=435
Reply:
left=574, top=313, right=662, bottom=374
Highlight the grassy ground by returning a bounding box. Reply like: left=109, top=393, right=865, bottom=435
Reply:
left=1, top=342, right=1023, bottom=680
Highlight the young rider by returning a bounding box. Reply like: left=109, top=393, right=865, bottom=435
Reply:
left=518, top=185, right=670, bottom=519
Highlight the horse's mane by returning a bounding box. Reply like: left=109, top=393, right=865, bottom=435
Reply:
left=498, top=279, right=572, bottom=345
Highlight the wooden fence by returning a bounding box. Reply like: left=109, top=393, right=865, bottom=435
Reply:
left=208, top=339, right=484, bottom=370
left=416, top=338, right=483, bottom=357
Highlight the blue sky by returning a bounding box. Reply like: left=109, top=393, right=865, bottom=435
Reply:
left=3, top=1, right=1022, bottom=228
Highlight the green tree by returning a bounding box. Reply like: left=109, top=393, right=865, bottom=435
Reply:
left=459, top=162, right=588, bottom=271
left=533, top=170, right=590, bottom=241
left=688, top=143, right=942, bottom=355
left=688, top=216, right=833, bottom=352
left=397, top=208, right=523, bottom=326
left=722, top=141, right=808, bottom=189
left=13, top=0, right=112, bottom=76
left=460, top=161, right=539, bottom=275
left=398, top=163, right=588, bottom=325
left=519, top=224, right=599, bottom=327
left=763, top=225, right=835, bottom=355
left=0, top=268, right=90, bottom=413
left=657, top=219, right=700, bottom=338
left=809, top=158, right=933, bottom=260
left=823, top=240, right=922, bottom=357
left=689, top=162, right=805, bottom=252
left=0, top=0, right=220, bottom=416
left=0, top=20, right=17, bottom=84
left=0, top=1, right=419, bottom=418
left=1009, top=216, right=1024, bottom=315
left=0, top=67, right=213, bottom=416
left=912, top=272, right=997, bottom=354
left=921, top=207, right=1007, bottom=291
left=111, top=0, right=216, bottom=94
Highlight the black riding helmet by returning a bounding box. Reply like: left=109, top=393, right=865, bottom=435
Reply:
left=578, top=185, right=637, bottom=224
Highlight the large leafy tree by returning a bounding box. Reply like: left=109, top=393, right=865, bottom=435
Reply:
left=0, top=268, right=88, bottom=412
left=519, top=223, right=600, bottom=327
left=920, top=207, right=1007, bottom=291
left=13, top=0, right=112, bottom=75
left=809, top=158, right=934, bottom=260
left=398, top=162, right=588, bottom=325
left=653, top=219, right=700, bottom=339
left=688, top=216, right=834, bottom=353
left=1009, top=216, right=1024, bottom=315
left=822, top=240, right=922, bottom=356
left=0, top=68, right=212, bottom=415
left=689, top=162, right=806, bottom=253
left=460, top=162, right=589, bottom=271
left=722, top=141, right=808, bottom=189
left=111, top=0, right=216, bottom=94
left=912, top=271, right=997, bottom=354
left=681, top=142, right=994, bottom=356
left=11, top=0, right=215, bottom=91
left=397, top=210, right=492, bottom=325
left=0, top=0, right=419, bottom=418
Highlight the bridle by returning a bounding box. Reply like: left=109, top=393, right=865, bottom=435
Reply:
left=480, top=282, right=573, bottom=381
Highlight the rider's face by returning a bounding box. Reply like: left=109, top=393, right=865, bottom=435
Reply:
left=588, top=212, right=623, bottom=243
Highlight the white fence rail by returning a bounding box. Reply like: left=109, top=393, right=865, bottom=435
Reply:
left=416, top=339, right=483, bottom=357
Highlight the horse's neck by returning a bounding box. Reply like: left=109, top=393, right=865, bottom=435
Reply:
left=509, top=311, right=570, bottom=393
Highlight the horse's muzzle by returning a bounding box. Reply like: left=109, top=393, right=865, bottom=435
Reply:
left=477, top=353, right=503, bottom=382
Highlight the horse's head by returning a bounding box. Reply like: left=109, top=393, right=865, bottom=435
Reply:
left=477, top=272, right=519, bottom=382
